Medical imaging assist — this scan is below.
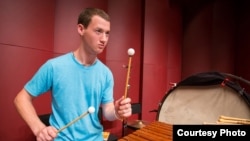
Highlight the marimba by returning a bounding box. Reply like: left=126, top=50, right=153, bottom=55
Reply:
left=118, top=121, right=172, bottom=141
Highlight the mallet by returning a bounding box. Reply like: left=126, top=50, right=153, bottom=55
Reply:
left=124, top=48, right=135, bottom=98
left=57, top=106, right=95, bottom=133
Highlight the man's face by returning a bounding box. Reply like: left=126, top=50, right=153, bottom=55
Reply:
left=81, top=15, right=110, bottom=55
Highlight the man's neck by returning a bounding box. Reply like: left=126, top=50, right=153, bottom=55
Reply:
left=73, top=48, right=97, bottom=66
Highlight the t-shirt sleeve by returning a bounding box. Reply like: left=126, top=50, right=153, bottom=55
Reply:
left=24, top=61, right=53, bottom=97
left=101, top=70, right=114, bottom=104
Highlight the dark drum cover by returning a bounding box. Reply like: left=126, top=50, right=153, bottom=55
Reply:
left=157, top=71, right=250, bottom=124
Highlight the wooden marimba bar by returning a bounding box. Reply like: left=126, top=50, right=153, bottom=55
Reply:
left=118, top=121, right=172, bottom=141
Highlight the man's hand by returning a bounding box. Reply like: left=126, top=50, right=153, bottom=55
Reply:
left=115, top=96, right=132, bottom=119
left=36, top=126, right=58, bottom=141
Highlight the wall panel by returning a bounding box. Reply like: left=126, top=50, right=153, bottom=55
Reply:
left=181, top=0, right=237, bottom=78
left=0, top=47, right=54, bottom=140
left=107, top=0, right=143, bottom=137
left=143, top=0, right=182, bottom=121
left=0, top=0, right=55, bottom=140
left=0, top=0, right=54, bottom=50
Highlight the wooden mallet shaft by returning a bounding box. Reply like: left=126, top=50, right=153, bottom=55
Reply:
left=219, top=115, right=250, bottom=122
left=124, top=48, right=135, bottom=98
left=57, top=107, right=95, bottom=133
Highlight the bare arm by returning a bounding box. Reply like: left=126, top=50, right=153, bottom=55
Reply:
left=14, top=88, right=57, bottom=141
left=101, top=97, right=132, bottom=121
left=14, top=88, right=45, bottom=134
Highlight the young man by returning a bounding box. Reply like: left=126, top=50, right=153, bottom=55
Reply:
left=14, top=8, right=132, bottom=141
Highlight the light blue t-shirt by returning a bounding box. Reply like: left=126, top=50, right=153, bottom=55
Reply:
left=25, top=52, right=114, bottom=141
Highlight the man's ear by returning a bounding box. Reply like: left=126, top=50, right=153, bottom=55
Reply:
left=77, top=24, right=85, bottom=36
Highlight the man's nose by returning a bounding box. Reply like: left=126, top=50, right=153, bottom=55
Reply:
left=100, top=33, right=108, bottom=42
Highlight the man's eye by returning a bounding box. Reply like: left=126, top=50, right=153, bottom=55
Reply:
left=95, top=30, right=102, bottom=34
left=105, top=32, right=109, bottom=36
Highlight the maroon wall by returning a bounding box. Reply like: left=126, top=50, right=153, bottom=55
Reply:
left=0, top=0, right=55, bottom=140
left=1, top=0, right=250, bottom=140
left=106, top=0, right=144, bottom=136
left=181, top=0, right=250, bottom=88
left=182, top=0, right=236, bottom=77
left=143, top=0, right=182, bottom=121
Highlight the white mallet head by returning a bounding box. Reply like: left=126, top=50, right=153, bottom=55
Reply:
left=127, top=48, right=135, bottom=56
left=88, top=106, right=95, bottom=114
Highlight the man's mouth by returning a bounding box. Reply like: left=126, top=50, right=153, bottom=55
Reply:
left=98, top=44, right=105, bottom=49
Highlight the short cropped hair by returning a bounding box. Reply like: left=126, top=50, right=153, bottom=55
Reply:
left=77, top=8, right=110, bottom=28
